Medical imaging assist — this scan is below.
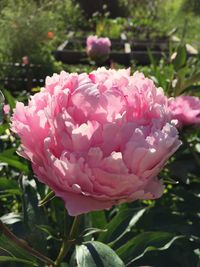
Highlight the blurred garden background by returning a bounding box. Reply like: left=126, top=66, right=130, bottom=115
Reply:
left=0, top=0, right=200, bottom=266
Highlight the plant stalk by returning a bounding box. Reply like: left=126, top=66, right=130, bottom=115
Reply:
left=54, top=215, right=81, bottom=266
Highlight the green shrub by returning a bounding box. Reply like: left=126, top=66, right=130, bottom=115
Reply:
left=0, top=0, right=84, bottom=64
left=182, top=0, right=200, bottom=14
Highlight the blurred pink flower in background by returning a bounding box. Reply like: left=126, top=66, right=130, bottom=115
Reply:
left=86, top=35, right=111, bottom=63
left=11, top=68, right=181, bottom=216
left=169, top=95, right=200, bottom=127
left=22, top=56, right=29, bottom=65
left=3, top=104, right=10, bottom=115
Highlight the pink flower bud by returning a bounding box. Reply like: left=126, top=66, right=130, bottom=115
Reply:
left=3, top=104, right=10, bottom=115
left=86, top=35, right=111, bottom=63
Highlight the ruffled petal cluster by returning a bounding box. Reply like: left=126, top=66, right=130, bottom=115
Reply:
left=86, top=35, right=111, bottom=63
left=11, top=68, right=181, bottom=216
left=169, top=95, right=200, bottom=127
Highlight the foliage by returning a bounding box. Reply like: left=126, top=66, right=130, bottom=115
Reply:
left=0, top=0, right=85, bottom=92
left=138, top=44, right=200, bottom=98
left=182, top=0, right=200, bottom=14
left=75, top=0, right=128, bottom=18
left=90, top=10, right=125, bottom=38
left=0, top=0, right=84, bottom=66
left=0, top=1, right=200, bottom=266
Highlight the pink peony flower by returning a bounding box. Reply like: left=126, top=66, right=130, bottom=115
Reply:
left=11, top=68, right=181, bottom=216
left=169, top=95, right=200, bottom=127
left=86, top=35, right=111, bottom=63
left=3, top=104, right=10, bottom=115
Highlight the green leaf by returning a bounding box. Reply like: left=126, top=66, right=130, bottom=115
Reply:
left=1, top=212, right=22, bottom=225
left=0, top=177, right=21, bottom=198
left=35, top=224, right=61, bottom=241
left=89, top=211, right=107, bottom=229
left=0, top=256, right=37, bottom=266
left=147, top=49, right=157, bottom=70
left=179, top=72, right=200, bottom=93
left=0, top=123, right=9, bottom=134
left=98, top=208, right=146, bottom=244
left=126, top=208, right=147, bottom=230
left=60, top=263, right=70, bottom=267
left=172, top=45, right=187, bottom=71
left=81, top=228, right=107, bottom=238
left=74, top=241, right=125, bottom=267
left=0, top=190, right=22, bottom=199
left=20, top=176, right=49, bottom=253
left=0, top=229, right=38, bottom=266
left=0, top=149, right=29, bottom=173
left=0, top=221, right=54, bottom=266
left=116, top=231, right=183, bottom=265
left=73, top=245, right=95, bottom=267
left=111, top=208, right=147, bottom=247
left=1, top=88, right=15, bottom=110
left=0, top=90, right=5, bottom=125
left=0, top=177, right=20, bottom=190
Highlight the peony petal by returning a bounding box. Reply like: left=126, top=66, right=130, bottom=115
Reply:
left=56, top=191, right=113, bottom=216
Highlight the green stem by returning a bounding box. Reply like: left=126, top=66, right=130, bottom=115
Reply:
left=54, top=215, right=81, bottom=266
left=38, top=190, right=55, bottom=207
left=0, top=220, right=55, bottom=266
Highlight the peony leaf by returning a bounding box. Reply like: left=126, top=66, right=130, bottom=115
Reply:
left=0, top=177, right=19, bottom=190
left=0, top=149, right=29, bottom=173
left=73, top=241, right=125, bottom=267
left=172, top=45, right=187, bottom=71
left=35, top=224, right=61, bottom=241
left=0, top=177, right=22, bottom=198
left=60, top=263, right=70, bottom=267
left=0, top=212, right=22, bottom=225
left=116, top=231, right=183, bottom=266
left=0, top=90, right=5, bottom=125
left=89, top=210, right=107, bottom=229
left=0, top=220, right=54, bottom=266
left=81, top=227, right=107, bottom=238
left=179, top=72, right=200, bottom=93
left=0, top=226, right=38, bottom=266
left=0, top=256, right=37, bottom=266
left=1, top=88, right=15, bottom=110
left=98, top=208, right=147, bottom=244
left=0, top=123, right=9, bottom=134
left=19, top=176, right=49, bottom=252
